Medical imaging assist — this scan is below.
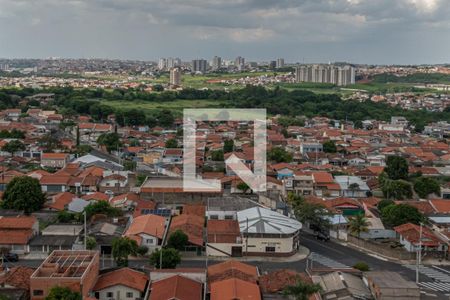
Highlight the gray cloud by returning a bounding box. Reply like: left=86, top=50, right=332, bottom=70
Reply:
left=0, top=0, right=449, bottom=64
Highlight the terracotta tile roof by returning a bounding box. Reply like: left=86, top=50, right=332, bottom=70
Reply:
left=183, top=204, right=206, bottom=217
left=41, top=153, right=69, bottom=160
left=149, top=275, right=202, bottom=300
left=125, top=214, right=166, bottom=240
left=93, top=268, right=148, bottom=292
left=395, top=201, right=435, bottom=215
left=429, top=199, right=450, bottom=214
left=207, top=220, right=241, bottom=244
left=40, top=175, right=71, bottom=185
left=312, top=172, right=334, bottom=184
left=0, top=215, right=37, bottom=229
left=132, top=199, right=157, bottom=218
left=169, top=214, right=204, bottom=246
left=394, top=223, right=443, bottom=247
left=208, top=261, right=258, bottom=284
left=82, top=192, right=110, bottom=202
left=0, top=229, right=33, bottom=245
left=46, top=192, right=75, bottom=211
left=259, top=270, right=311, bottom=294
left=210, top=278, right=261, bottom=300
left=0, top=266, right=34, bottom=290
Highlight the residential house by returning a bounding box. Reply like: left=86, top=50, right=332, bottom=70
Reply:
left=40, top=153, right=70, bottom=169
left=365, top=271, right=420, bottom=300
left=124, top=214, right=166, bottom=251
left=210, top=278, right=261, bottom=300
left=207, top=220, right=242, bottom=257
left=394, top=223, right=447, bottom=253
left=334, top=176, right=370, bottom=198
left=312, top=271, right=372, bottom=300
left=149, top=275, right=202, bottom=300
left=0, top=215, right=39, bottom=254
left=92, top=268, right=149, bottom=300
left=0, top=266, right=35, bottom=300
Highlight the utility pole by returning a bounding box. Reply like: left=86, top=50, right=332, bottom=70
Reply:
left=84, top=211, right=87, bottom=250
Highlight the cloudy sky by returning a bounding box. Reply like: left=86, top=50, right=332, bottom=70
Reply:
left=0, top=0, right=449, bottom=64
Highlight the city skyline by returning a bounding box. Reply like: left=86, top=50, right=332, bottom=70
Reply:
left=1, top=0, right=450, bottom=64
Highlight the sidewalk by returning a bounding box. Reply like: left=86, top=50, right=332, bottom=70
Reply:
left=182, top=246, right=310, bottom=263
left=335, top=238, right=450, bottom=266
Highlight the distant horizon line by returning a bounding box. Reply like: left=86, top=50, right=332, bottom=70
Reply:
left=0, top=56, right=449, bottom=67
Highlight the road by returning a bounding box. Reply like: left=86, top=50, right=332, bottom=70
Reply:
left=7, top=233, right=450, bottom=299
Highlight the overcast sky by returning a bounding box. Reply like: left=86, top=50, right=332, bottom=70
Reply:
left=0, top=0, right=449, bottom=64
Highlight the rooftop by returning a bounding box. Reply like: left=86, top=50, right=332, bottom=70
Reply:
left=237, top=207, right=302, bottom=235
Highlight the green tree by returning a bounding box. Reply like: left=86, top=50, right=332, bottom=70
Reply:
left=381, top=203, right=423, bottom=227
left=413, top=177, right=441, bottom=198
left=322, top=140, right=337, bottom=153
left=211, top=150, right=224, bottom=161
left=1, top=140, right=25, bottom=156
left=283, top=279, right=322, bottom=300
left=1, top=176, right=46, bottom=214
left=377, top=199, right=394, bottom=212
left=45, top=286, right=81, bottom=300
left=348, top=214, right=369, bottom=238
left=267, top=147, right=293, bottom=163
left=165, top=138, right=178, bottom=148
left=112, top=237, right=138, bottom=267
left=149, top=248, right=181, bottom=269
left=166, top=230, right=189, bottom=251
left=86, top=236, right=97, bottom=250
left=38, top=134, right=62, bottom=152
left=137, top=245, right=149, bottom=256
left=353, top=261, right=370, bottom=272
left=84, top=201, right=121, bottom=219
left=237, top=182, right=250, bottom=194
left=381, top=179, right=413, bottom=200
left=384, top=156, right=409, bottom=180
left=290, top=194, right=330, bottom=230
left=223, top=140, right=234, bottom=153
left=97, top=132, right=122, bottom=153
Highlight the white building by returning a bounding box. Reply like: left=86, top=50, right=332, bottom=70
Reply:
left=237, top=207, right=302, bottom=256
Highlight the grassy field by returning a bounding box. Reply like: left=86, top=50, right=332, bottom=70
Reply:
left=100, top=99, right=226, bottom=115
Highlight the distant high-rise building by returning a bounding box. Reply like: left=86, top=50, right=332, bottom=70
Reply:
left=276, top=58, right=285, bottom=68
left=167, top=57, right=181, bottom=69
left=295, top=64, right=355, bottom=86
left=235, top=56, right=245, bottom=71
left=269, top=61, right=277, bottom=69
left=0, top=64, right=9, bottom=71
left=212, top=56, right=222, bottom=71
left=158, top=58, right=167, bottom=70
left=192, top=59, right=207, bottom=73
left=170, top=67, right=182, bottom=86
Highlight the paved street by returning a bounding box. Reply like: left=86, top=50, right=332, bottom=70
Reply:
left=6, top=233, right=450, bottom=299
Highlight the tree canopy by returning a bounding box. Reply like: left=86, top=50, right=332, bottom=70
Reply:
left=413, top=177, right=441, bottom=198
left=97, top=132, right=122, bottom=153
left=381, top=203, right=423, bottom=228
left=166, top=230, right=189, bottom=251
left=384, top=156, right=409, bottom=180
left=45, top=286, right=81, bottom=300
left=112, top=237, right=138, bottom=267
left=149, top=248, right=181, bottom=269
left=1, top=176, right=46, bottom=214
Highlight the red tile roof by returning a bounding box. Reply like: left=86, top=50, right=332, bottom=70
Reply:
left=149, top=275, right=202, bottom=300
left=208, top=261, right=258, bottom=284
left=207, top=220, right=241, bottom=244
left=210, top=278, right=261, bottom=300
left=125, top=214, right=166, bottom=240
left=169, top=214, right=204, bottom=246
left=394, top=223, right=442, bottom=247
left=93, top=268, right=148, bottom=292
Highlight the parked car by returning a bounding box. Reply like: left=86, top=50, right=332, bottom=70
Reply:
left=315, top=231, right=330, bottom=241
left=2, top=253, right=19, bottom=262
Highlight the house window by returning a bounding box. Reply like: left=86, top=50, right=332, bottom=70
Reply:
left=265, top=246, right=276, bottom=252
left=126, top=292, right=134, bottom=298
left=33, top=290, right=44, bottom=296
left=95, top=292, right=100, bottom=298
left=146, top=239, right=153, bottom=244
left=224, top=215, right=234, bottom=220
left=107, top=292, right=113, bottom=298
left=210, top=215, right=219, bottom=220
